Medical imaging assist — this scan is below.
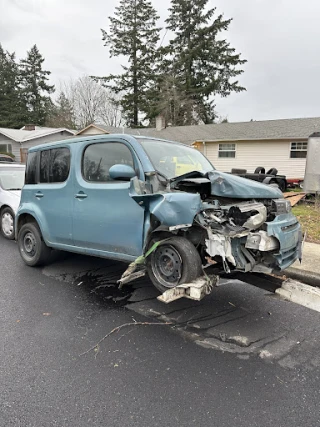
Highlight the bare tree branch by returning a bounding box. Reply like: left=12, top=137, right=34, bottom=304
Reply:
left=62, top=75, right=122, bottom=129
left=79, top=320, right=172, bottom=356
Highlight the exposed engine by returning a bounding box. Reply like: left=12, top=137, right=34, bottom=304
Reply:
left=195, top=197, right=292, bottom=275
left=131, top=172, right=301, bottom=277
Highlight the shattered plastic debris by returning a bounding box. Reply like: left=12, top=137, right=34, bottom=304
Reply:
left=157, top=274, right=218, bottom=303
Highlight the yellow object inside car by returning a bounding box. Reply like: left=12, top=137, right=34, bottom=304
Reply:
left=159, top=155, right=203, bottom=177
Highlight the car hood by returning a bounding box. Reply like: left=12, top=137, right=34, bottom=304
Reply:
left=207, top=171, right=283, bottom=199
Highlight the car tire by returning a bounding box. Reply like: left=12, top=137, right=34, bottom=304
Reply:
left=266, top=168, right=278, bottom=176
left=1, top=207, right=15, bottom=240
left=146, top=236, right=203, bottom=294
left=18, top=222, right=51, bottom=266
left=231, top=168, right=247, bottom=174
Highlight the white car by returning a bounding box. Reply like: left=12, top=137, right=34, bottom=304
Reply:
left=0, top=164, right=25, bottom=239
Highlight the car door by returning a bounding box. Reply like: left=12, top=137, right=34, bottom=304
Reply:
left=72, top=140, right=145, bottom=257
left=25, top=148, right=74, bottom=246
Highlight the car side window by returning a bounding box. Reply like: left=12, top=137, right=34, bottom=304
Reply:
left=25, top=152, right=38, bottom=184
left=40, top=148, right=70, bottom=183
left=82, top=142, right=134, bottom=182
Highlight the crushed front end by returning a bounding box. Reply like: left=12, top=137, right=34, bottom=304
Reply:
left=128, top=170, right=302, bottom=292
left=171, top=172, right=302, bottom=275
left=197, top=197, right=302, bottom=275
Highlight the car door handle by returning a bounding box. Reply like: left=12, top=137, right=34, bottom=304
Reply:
left=35, top=191, right=44, bottom=199
left=75, top=192, right=88, bottom=200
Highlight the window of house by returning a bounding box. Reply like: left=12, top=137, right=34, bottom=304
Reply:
left=218, top=143, right=236, bottom=158
left=25, top=152, right=38, bottom=185
left=0, top=143, right=12, bottom=153
left=82, top=142, right=134, bottom=182
left=40, top=148, right=70, bottom=183
left=290, top=142, right=308, bottom=158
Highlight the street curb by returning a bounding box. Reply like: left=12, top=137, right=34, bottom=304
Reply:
left=275, top=279, right=320, bottom=313
left=284, top=267, right=320, bottom=289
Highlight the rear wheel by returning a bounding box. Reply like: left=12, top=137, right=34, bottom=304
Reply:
left=18, top=222, right=51, bottom=266
left=1, top=207, right=15, bottom=240
left=146, top=236, right=203, bottom=293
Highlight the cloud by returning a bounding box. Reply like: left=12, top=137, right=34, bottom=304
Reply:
left=1, top=0, right=320, bottom=121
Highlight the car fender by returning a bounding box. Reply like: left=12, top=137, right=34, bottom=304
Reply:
left=15, top=203, right=51, bottom=244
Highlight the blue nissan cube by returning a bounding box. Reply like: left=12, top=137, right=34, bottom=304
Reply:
left=16, top=134, right=302, bottom=293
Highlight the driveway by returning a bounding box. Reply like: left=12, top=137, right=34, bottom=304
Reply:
left=1, top=238, right=320, bottom=426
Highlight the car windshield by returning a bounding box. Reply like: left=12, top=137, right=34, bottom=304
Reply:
left=0, top=168, right=25, bottom=190
left=139, top=139, right=214, bottom=179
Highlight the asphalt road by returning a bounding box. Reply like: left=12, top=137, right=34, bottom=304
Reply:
left=1, top=237, right=320, bottom=427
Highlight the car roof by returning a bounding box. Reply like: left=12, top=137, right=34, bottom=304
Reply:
left=27, top=134, right=187, bottom=152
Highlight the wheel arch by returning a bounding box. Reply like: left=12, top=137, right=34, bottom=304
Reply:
left=0, top=204, right=13, bottom=214
left=16, top=213, right=42, bottom=240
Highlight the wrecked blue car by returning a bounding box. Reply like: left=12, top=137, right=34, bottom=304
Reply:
left=16, top=135, right=302, bottom=294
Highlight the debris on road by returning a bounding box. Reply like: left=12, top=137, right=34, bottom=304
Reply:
left=157, top=274, right=218, bottom=303
left=80, top=319, right=172, bottom=357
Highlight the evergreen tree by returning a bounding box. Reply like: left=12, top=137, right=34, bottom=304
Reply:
left=162, top=0, right=246, bottom=124
left=46, top=91, right=76, bottom=129
left=94, top=0, right=161, bottom=127
left=19, top=44, right=54, bottom=125
left=0, top=44, right=27, bottom=128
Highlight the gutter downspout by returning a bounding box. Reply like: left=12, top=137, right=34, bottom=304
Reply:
left=202, top=141, right=207, bottom=157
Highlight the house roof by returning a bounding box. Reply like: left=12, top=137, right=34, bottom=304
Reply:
left=82, top=117, right=320, bottom=145
left=0, top=126, right=75, bottom=143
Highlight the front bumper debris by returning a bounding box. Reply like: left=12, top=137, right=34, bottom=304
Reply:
left=157, top=275, right=218, bottom=303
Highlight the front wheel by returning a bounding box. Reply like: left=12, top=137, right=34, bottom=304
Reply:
left=1, top=207, right=15, bottom=240
left=146, top=236, right=203, bottom=293
left=18, top=222, right=51, bottom=266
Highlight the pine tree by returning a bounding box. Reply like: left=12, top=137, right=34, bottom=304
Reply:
left=163, top=0, right=246, bottom=124
left=0, top=44, right=27, bottom=128
left=19, top=44, right=54, bottom=125
left=94, top=0, right=161, bottom=127
left=46, top=91, right=76, bottom=129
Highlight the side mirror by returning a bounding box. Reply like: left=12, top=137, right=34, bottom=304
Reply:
left=109, top=164, right=136, bottom=181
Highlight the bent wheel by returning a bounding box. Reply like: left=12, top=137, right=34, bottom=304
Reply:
left=146, top=236, right=202, bottom=293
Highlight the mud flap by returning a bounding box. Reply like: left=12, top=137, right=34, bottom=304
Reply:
left=157, top=275, right=219, bottom=303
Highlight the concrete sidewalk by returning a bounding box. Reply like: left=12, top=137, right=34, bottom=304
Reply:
left=285, top=242, right=320, bottom=287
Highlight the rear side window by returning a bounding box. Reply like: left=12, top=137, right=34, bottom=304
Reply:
left=83, top=142, right=134, bottom=182
left=25, top=152, right=38, bottom=184
left=40, top=148, right=70, bottom=183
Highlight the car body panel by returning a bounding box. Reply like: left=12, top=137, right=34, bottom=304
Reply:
left=17, top=135, right=302, bottom=276
left=208, top=170, right=283, bottom=199
left=0, top=164, right=25, bottom=214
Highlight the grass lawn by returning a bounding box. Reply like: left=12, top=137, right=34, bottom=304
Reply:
left=292, top=203, right=320, bottom=244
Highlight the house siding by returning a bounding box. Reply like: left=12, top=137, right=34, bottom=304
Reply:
left=196, top=139, right=307, bottom=179
left=13, top=131, right=73, bottom=162
left=80, top=127, right=107, bottom=135
left=0, top=134, right=19, bottom=160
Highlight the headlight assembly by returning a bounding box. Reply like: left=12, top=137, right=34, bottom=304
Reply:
left=272, top=199, right=292, bottom=215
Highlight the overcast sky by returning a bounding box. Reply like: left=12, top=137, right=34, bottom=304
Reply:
left=1, top=0, right=320, bottom=123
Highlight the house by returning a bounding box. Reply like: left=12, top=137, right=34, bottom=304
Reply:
left=0, top=125, right=75, bottom=163
left=77, top=117, right=320, bottom=179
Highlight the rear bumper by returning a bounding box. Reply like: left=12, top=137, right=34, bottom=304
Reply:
left=267, top=213, right=302, bottom=271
